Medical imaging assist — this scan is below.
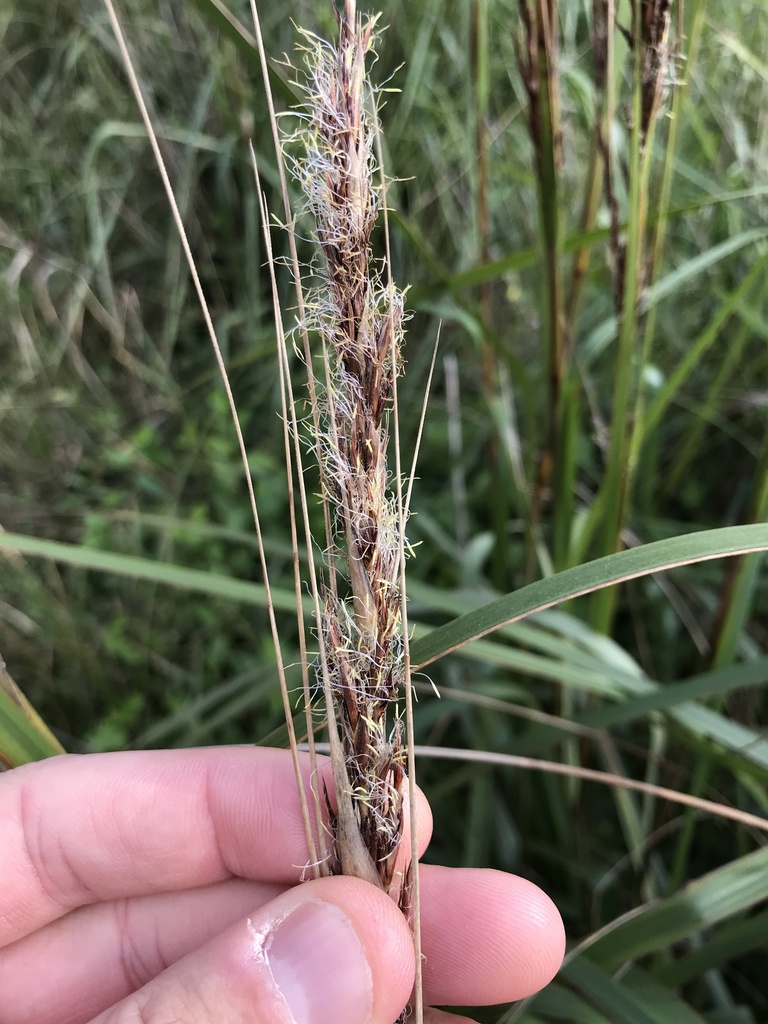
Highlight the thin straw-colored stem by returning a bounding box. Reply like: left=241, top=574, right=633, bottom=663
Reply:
left=413, top=745, right=768, bottom=835
left=247, top=0, right=337, bottom=584
left=405, top=331, right=440, bottom=519
left=247, top=0, right=333, bottom=868
left=307, top=739, right=768, bottom=835
left=251, top=155, right=322, bottom=874
left=100, top=0, right=317, bottom=865
left=379, top=132, right=424, bottom=1024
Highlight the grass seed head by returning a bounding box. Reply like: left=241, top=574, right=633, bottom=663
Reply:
left=285, top=0, right=408, bottom=894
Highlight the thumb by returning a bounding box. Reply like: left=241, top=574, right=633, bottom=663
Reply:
left=90, top=876, right=415, bottom=1024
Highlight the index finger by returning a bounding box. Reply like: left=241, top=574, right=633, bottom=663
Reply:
left=0, top=747, right=432, bottom=947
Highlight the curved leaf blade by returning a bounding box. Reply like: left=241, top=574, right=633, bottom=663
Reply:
left=0, top=532, right=297, bottom=612
left=587, top=846, right=768, bottom=968
left=0, top=662, right=65, bottom=767
left=562, top=958, right=683, bottom=1024
left=409, top=525, right=768, bottom=669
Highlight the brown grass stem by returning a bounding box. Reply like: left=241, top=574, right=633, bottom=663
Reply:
left=516, top=0, right=568, bottom=577
left=284, top=0, right=409, bottom=887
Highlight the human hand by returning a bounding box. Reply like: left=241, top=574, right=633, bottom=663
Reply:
left=0, top=747, right=564, bottom=1023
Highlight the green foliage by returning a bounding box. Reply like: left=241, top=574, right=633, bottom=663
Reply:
left=0, top=663, right=66, bottom=767
left=1, top=0, right=767, bottom=1021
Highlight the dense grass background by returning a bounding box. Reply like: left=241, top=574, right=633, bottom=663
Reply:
left=2, top=0, right=768, bottom=1020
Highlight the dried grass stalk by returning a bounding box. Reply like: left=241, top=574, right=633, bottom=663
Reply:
left=636, top=0, right=673, bottom=147
left=593, top=0, right=676, bottom=307
left=285, top=1, right=411, bottom=900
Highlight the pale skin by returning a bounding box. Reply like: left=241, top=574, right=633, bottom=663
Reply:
left=0, top=747, right=565, bottom=1024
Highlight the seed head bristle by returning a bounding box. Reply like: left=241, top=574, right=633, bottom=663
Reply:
left=285, top=0, right=409, bottom=895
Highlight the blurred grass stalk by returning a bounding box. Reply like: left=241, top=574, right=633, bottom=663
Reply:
left=0, top=656, right=65, bottom=768
left=590, top=0, right=676, bottom=632
left=515, top=0, right=570, bottom=578
left=511, top=1, right=676, bottom=809
left=515, top=2, right=694, bottom=630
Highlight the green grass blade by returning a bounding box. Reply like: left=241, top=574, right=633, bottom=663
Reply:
left=525, top=981, right=615, bottom=1024
left=513, top=658, right=768, bottom=752
left=655, top=907, right=768, bottom=986
left=711, top=436, right=768, bottom=668
left=587, top=846, right=768, bottom=968
left=717, top=29, right=768, bottom=83
left=410, top=525, right=768, bottom=669
left=620, top=968, right=710, bottom=1024
left=643, top=255, right=768, bottom=439
left=562, top=957, right=690, bottom=1024
left=0, top=663, right=65, bottom=767
left=8, top=529, right=763, bottom=774
left=0, top=532, right=296, bottom=611
left=582, top=228, right=768, bottom=365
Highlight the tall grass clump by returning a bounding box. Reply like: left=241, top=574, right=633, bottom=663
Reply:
left=3, top=0, right=768, bottom=1022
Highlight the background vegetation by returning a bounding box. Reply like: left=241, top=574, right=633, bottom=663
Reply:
left=1, top=0, right=767, bottom=1020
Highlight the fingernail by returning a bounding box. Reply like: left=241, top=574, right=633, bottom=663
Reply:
left=264, top=900, right=373, bottom=1024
